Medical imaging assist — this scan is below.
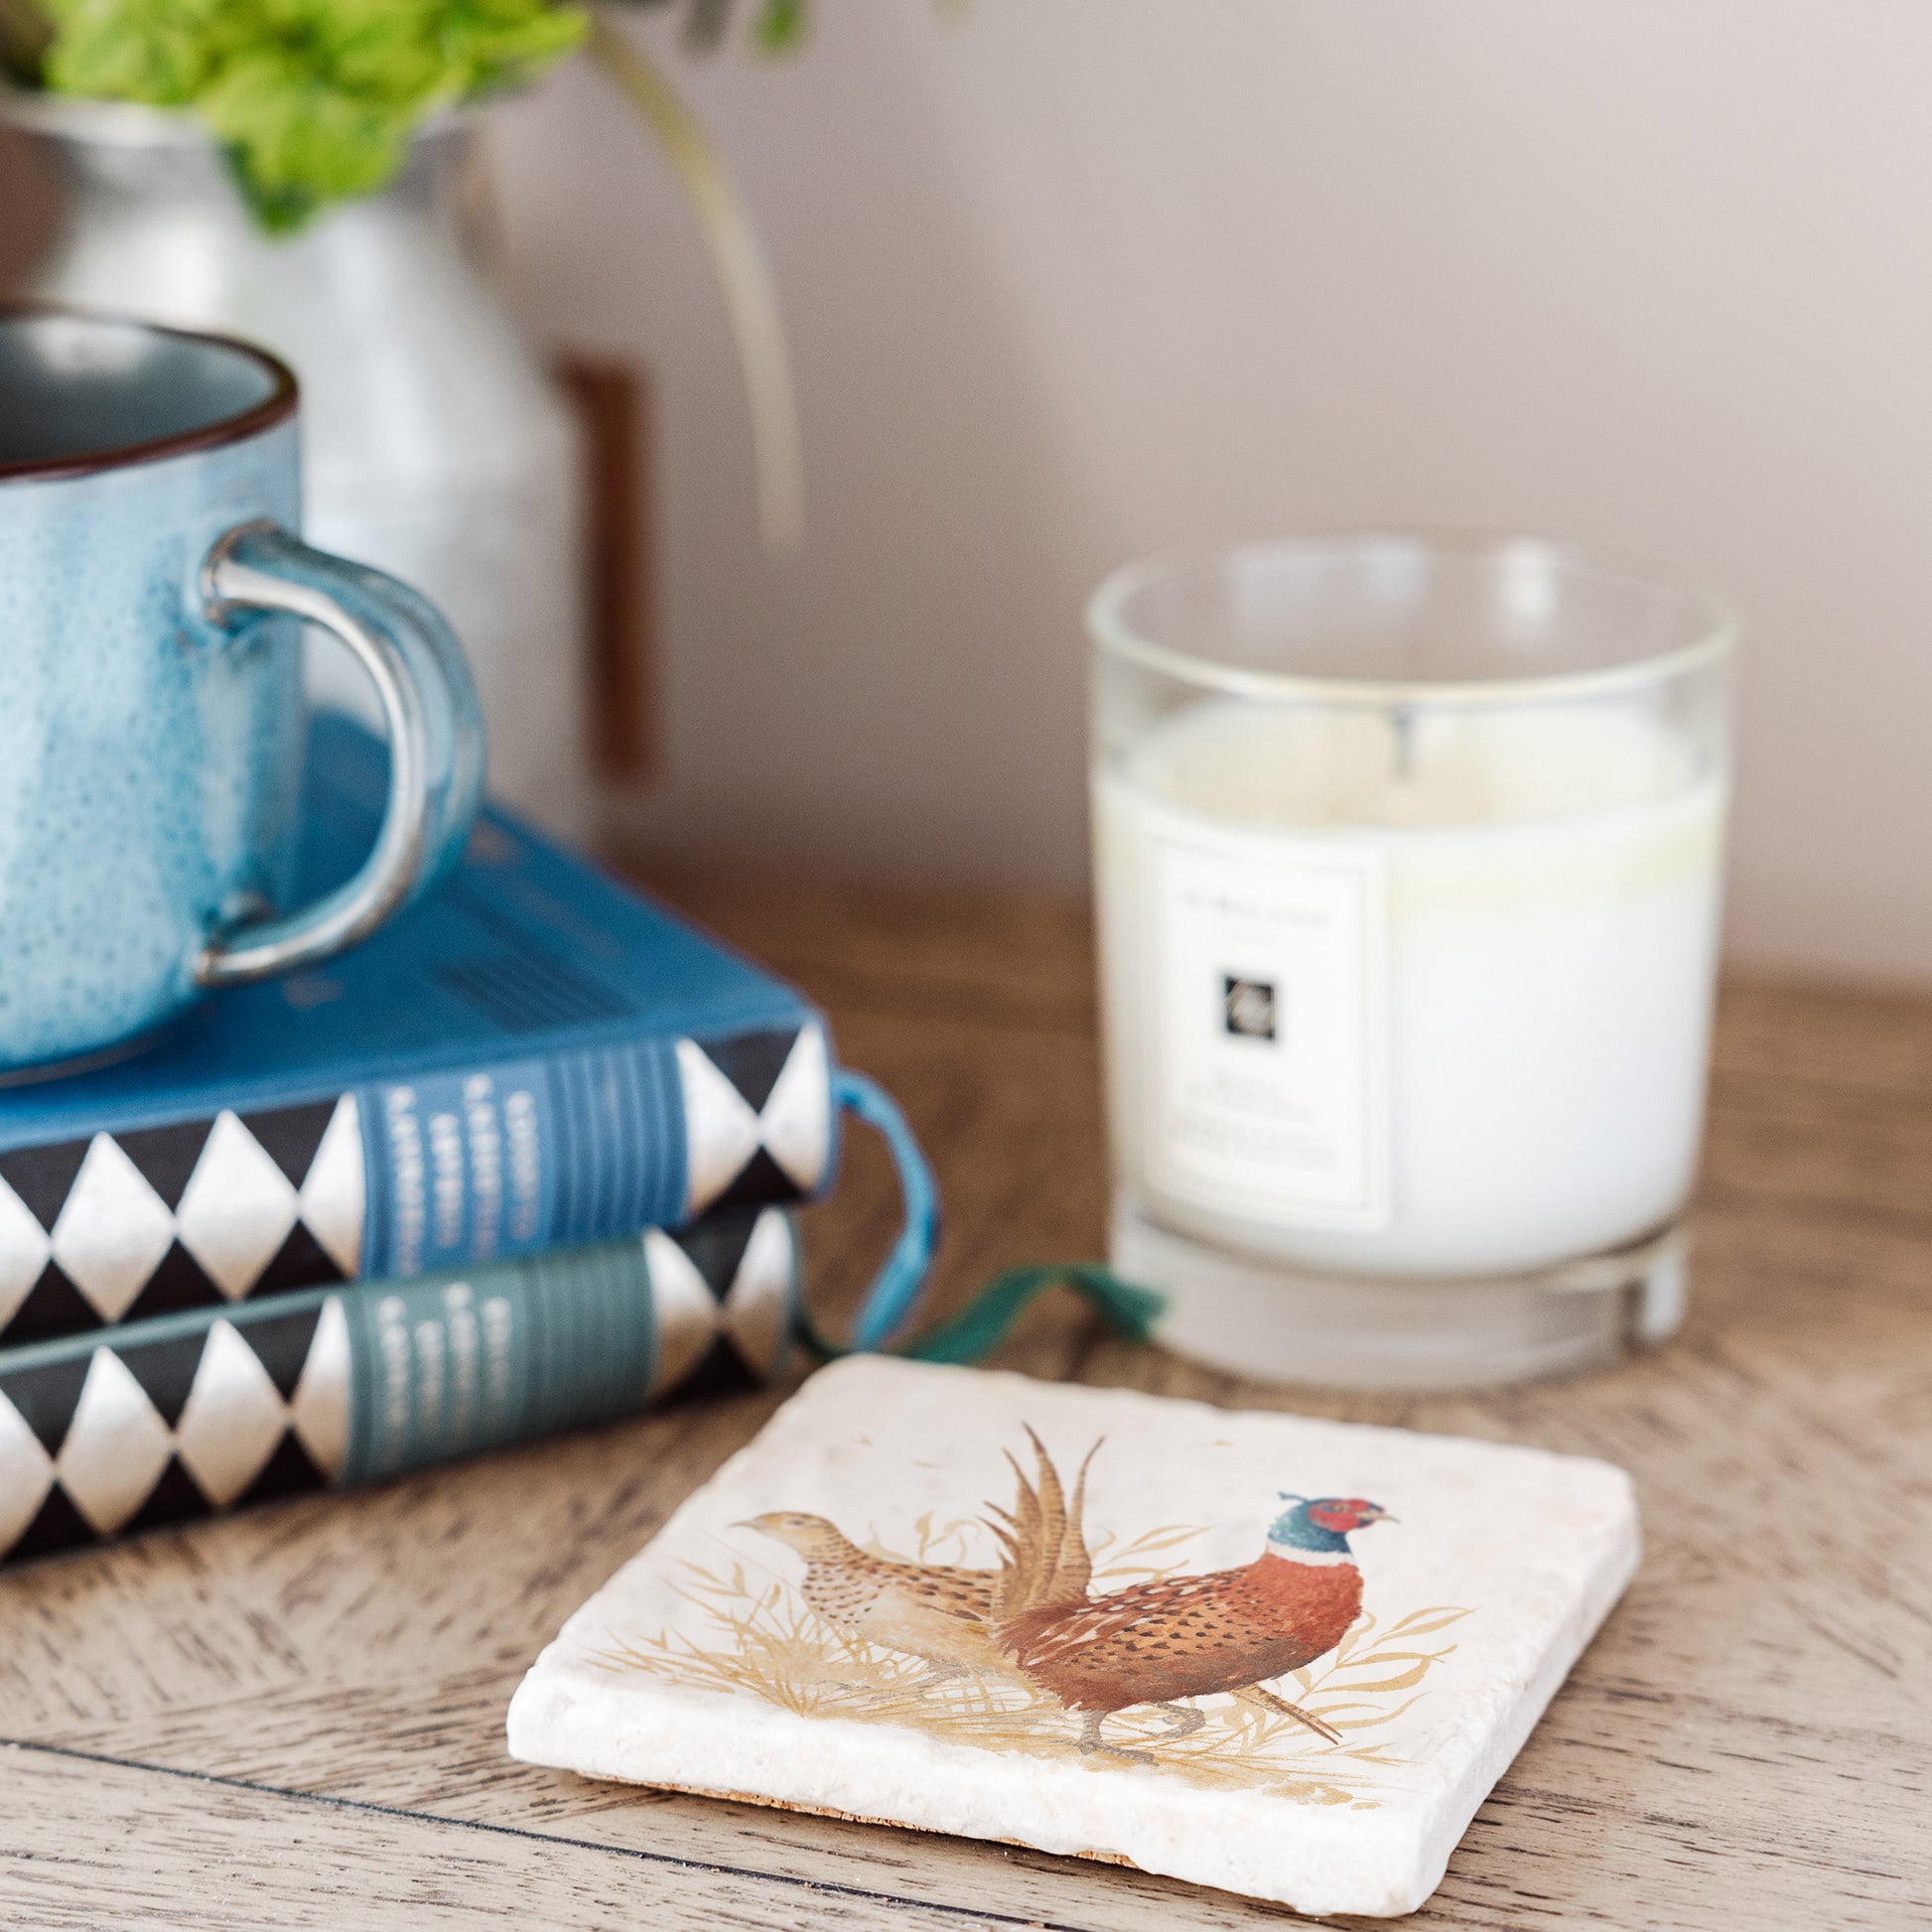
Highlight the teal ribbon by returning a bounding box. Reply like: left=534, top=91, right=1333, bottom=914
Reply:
left=812, top=1070, right=1164, bottom=1365
left=894, top=1262, right=1166, bottom=1364
left=833, top=1067, right=941, bottom=1351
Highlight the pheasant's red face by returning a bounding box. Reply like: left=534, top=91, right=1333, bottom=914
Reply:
left=1308, top=1498, right=1388, bottom=1534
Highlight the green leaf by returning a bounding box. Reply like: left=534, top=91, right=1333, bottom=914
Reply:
left=199, top=51, right=414, bottom=227
left=442, top=0, right=590, bottom=95
left=41, top=0, right=227, bottom=104
left=753, top=0, right=806, bottom=56
left=35, top=0, right=590, bottom=230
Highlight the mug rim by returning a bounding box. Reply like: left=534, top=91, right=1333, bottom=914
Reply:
left=0, top=300, right=298, bottom=484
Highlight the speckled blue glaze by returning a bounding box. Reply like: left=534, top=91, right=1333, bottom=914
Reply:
left=0, top=423, right=306, bottom=1067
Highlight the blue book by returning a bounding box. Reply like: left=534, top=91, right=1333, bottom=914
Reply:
left=0, top=718, right=840, bottom=1347
left=0, top=1204, right=802, bottom=1568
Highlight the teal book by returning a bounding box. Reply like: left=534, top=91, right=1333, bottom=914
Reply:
left=0, top=1204, right=799, bottom=1567
left=0, top=718, right=840, bottom=1347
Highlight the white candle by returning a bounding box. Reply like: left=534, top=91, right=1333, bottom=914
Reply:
left=1095, top=699, right=1726, bottom=1280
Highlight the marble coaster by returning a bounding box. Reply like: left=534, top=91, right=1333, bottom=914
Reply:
left=508, top=1358, right=1638, bottom=1917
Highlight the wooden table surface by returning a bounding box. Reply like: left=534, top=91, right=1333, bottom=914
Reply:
left=1, top=862, right=1927, bottom=1929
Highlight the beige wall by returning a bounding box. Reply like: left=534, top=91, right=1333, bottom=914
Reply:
left=486, top=0, right=1932, bottom=984
left=4, top=5, right=1927, bottom=982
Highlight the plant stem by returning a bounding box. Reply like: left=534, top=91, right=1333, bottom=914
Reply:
left=588, top=5, right=804, bottom=552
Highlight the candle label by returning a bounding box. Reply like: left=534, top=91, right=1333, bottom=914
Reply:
left=1142, top=816, right=1390, bottom=1228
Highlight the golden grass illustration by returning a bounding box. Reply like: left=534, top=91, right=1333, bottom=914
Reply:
left=591, top=1518, right=1468, bottom=1808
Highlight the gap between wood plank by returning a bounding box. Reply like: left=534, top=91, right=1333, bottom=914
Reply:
left=0, top=1733, right=1129, bottom=1932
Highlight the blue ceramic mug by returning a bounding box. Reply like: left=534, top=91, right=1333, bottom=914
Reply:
left=0, top=307, right=483, bottom=1073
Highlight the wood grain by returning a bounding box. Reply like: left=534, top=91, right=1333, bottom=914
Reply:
left=0, top=861, right=1926, bottom=1929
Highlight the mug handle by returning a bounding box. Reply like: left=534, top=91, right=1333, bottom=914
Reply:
left=194, top=519, right=486, bottom=988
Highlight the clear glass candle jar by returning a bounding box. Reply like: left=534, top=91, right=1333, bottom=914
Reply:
left=1089, top=534, right=1735, bottom=1389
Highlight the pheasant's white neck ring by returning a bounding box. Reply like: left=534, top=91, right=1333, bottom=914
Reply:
left=1264, top=1543, right=1357, bottom=1568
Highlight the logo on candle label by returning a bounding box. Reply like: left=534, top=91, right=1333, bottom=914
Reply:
left=1222, top=976, right=1278, bottom=1041
left=1142, top=819, right=1390, bottom=1230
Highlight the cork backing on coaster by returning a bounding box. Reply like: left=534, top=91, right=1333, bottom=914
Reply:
left=508, top=1357, right=1638, bottom=1917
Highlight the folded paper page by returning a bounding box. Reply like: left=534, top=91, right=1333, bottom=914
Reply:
left=507, top=1357, right=1638, bottom=1917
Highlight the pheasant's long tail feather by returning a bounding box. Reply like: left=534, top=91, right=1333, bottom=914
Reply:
left=990, top=1448, right=1044, bottom=1617
left=988, top=1461, right=1038, bottom=1619
left=989, top=1429, right=1094, bottom=1618
left=1052, top=1438, right=1102, bottom=1602
left=1024, top=1425, right=1068, bottom=1589
left=1238, top=1684, right=1342, bottom=1746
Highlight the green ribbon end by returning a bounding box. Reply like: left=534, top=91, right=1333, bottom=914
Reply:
left=804, top=1264, right=1166, bottom=1367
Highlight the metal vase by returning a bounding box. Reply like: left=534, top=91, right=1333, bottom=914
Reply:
left=3, top=91, right=589, bottom=836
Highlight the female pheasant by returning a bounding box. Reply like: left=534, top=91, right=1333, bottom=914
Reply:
left=737, top=1510, right=1006, bottom=1678
left=740, top=1433, right=1098, bottom=1682
left=998, top=1494, right=1392, bottom=1760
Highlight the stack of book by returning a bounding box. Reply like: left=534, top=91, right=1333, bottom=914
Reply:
left=0, top=718, right=885, bottom=1568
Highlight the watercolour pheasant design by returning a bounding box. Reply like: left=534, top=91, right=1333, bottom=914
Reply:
left=736, top=1511, right=1007, bottom=1682
left=745, top=1430, right=1392, bottom=1763
left=998, top=1488, right=1391, bottom=1761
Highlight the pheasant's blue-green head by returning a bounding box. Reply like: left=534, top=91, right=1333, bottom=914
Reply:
left=1267, top=1494, right=1394, bottom=1556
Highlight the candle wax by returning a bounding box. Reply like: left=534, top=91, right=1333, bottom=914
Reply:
left=1095, top=700, right=1726, bottom=1279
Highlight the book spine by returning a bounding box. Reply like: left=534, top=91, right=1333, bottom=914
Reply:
left=0, top=1207, right=799, bottom=1569
left=0, top=1020, right=834, bottom=1346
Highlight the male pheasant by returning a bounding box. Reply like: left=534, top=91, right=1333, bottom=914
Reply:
left=998, top=1494, right=1392, bottom=1760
